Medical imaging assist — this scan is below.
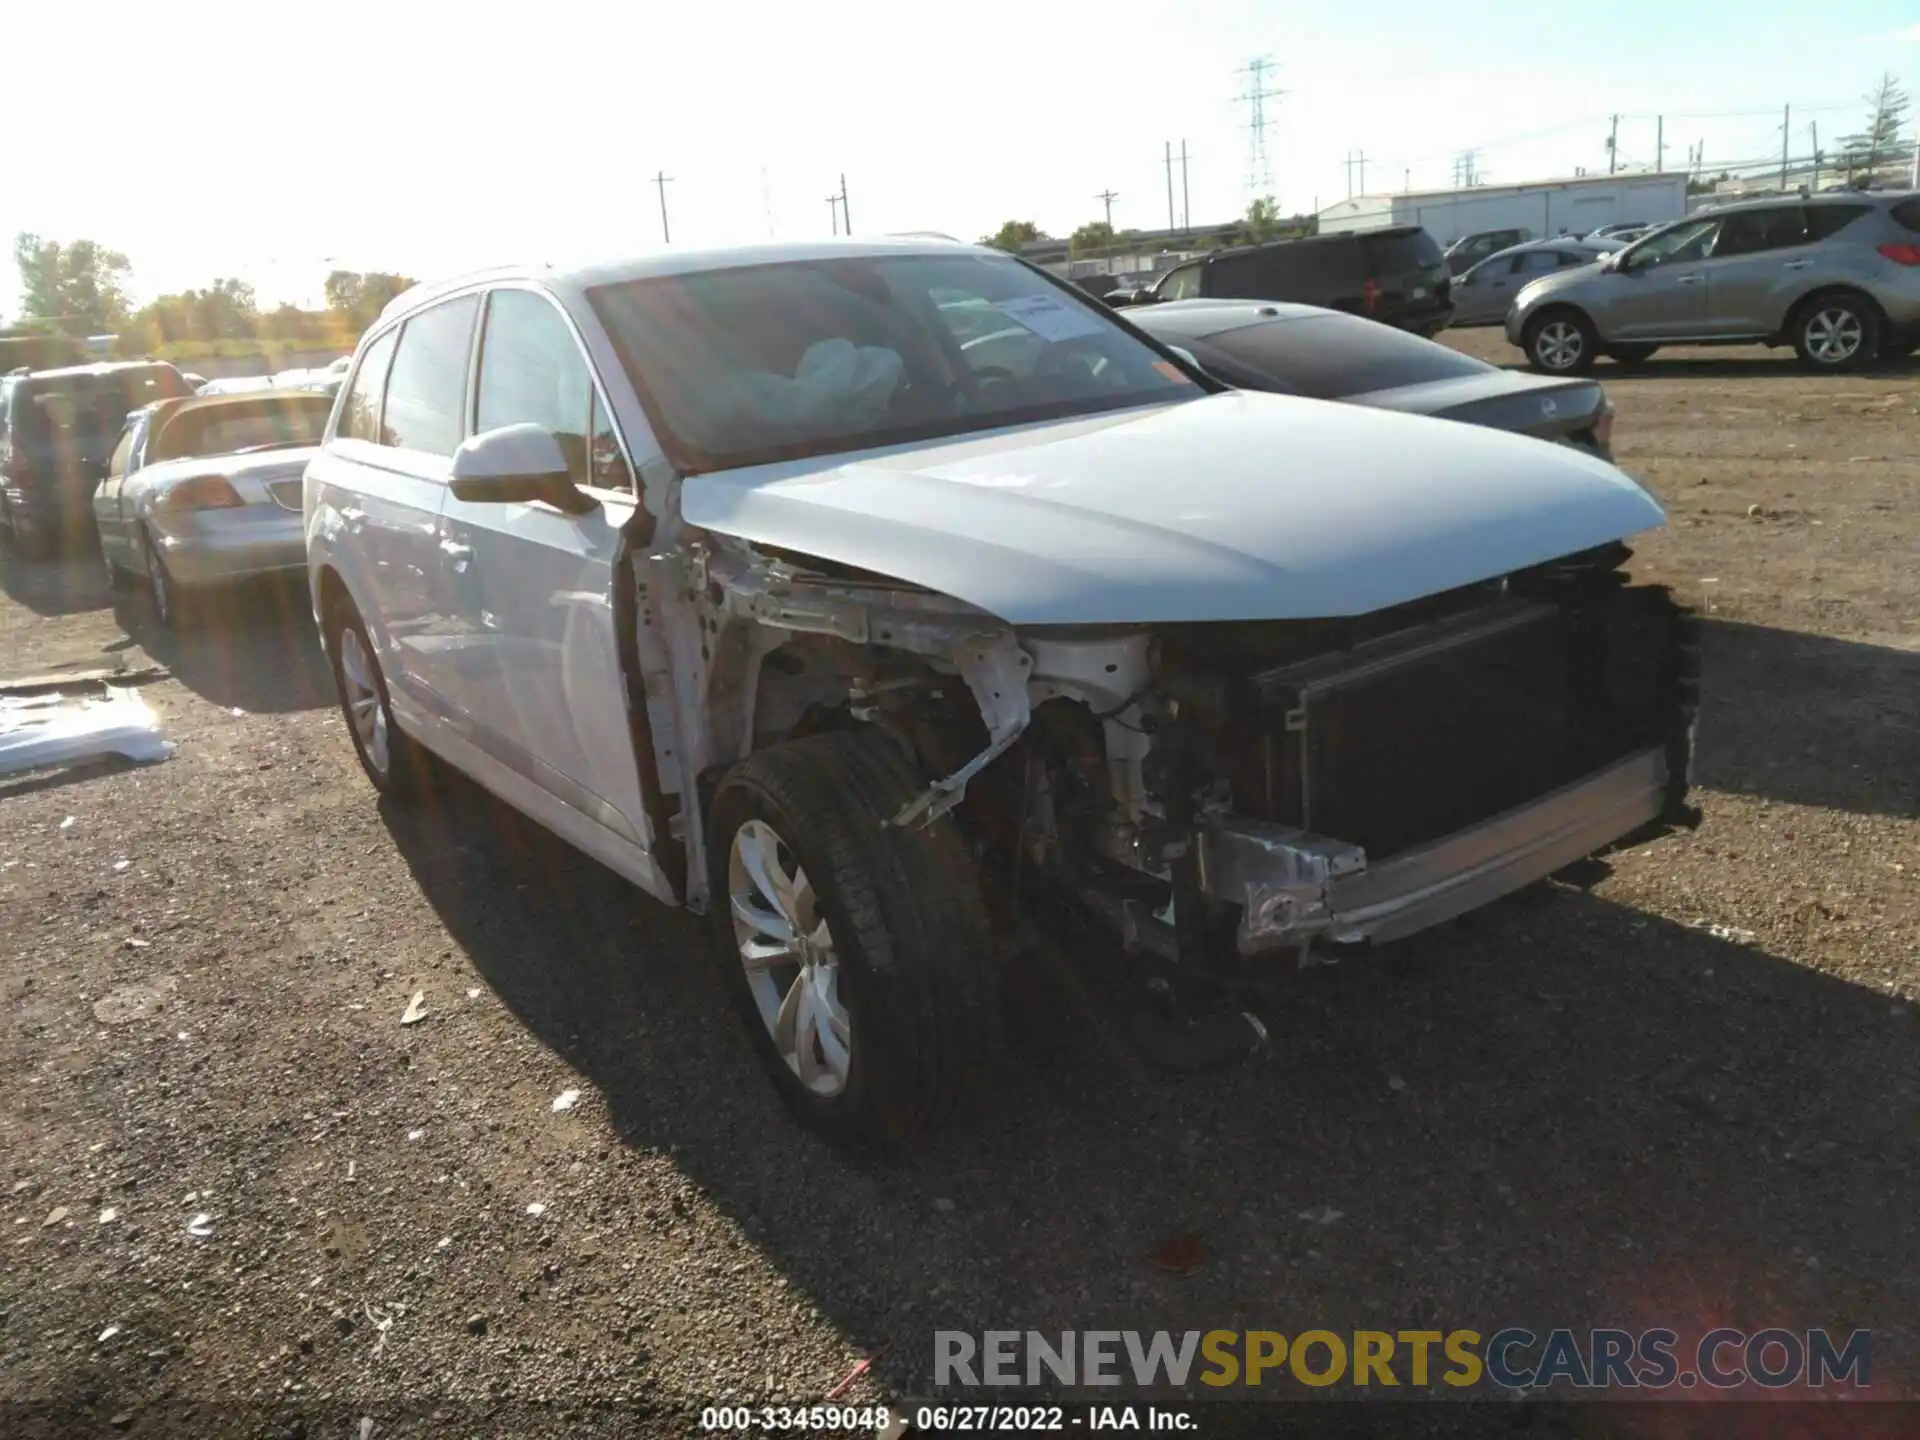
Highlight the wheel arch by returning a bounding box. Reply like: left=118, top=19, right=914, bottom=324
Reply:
left=1783, top=284, right=1887, bottom=336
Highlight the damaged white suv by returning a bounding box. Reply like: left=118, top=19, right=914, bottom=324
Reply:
left=306, top=239, right=1699, bottom=1146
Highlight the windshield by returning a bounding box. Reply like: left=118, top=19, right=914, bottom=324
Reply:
left=588, top=252, right=1203, bottom=470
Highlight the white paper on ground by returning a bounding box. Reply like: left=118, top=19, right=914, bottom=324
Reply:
left=0, top=687, right=174, bottom=777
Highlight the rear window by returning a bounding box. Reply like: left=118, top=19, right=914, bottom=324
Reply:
left=1806, top=203, right=1873, bottom=240
left=150, top=396, right=334, bottom=463
left=1890, top=198, right=1920, bottom=233
left=1362, top=229, right=1446, bottom=272
left=1193, top=312, right=1490, bottom=401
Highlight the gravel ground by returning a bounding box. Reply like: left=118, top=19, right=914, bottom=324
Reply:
left=2, top=336, right=1916, bottom=1438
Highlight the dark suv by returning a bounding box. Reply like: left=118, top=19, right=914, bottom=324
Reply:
left=0, top=360, right=195, bottom=551
left=1122, top=227, right=1454, bottom=334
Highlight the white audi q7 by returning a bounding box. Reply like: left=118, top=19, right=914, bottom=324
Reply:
left=305, top=237, right=1700, bottom=1147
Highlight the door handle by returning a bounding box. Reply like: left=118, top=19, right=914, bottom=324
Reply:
left=341, top=505, right=367, bottom=535
left=439, top=539, right=472, bottom=574
left=1676, top=275, right=1702, bottom=286
left=1783, top=259, right=1812, bottom=270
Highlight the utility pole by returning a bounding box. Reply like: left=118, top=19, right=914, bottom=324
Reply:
left=1233, top=57, right=1284, bottom=198
left=1403, top=167, right=1410, bottom=192
left=1655, top=115, right=1664, bottom=173
left=1344, top=149, right=1368, bottom=198
left=1096, top=188, right=1119, bottom=228
left=1179, top=141, right=1190, bottom=229
left=1810, top=121, right=1820, bottom=190
left=1779, top=104, right=1791, bottom=190
left=1165, top=141, right=1176, bottom=229
left=651, top=171, right=673, bottom=244
left=839, top=174, right=851, bottom=235
left=1607, top=114, right=1620, bottom=174
left=826, top=194, right=840, bottom=235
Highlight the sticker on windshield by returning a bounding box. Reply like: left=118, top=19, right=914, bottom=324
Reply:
left=992, top=294, right=1108, bottom=344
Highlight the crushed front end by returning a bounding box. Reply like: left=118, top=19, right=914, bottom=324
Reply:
left=1006, top=544, right=1701, bottom=967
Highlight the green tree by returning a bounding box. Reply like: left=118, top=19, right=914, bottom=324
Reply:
left=982, top=220, right=1045, bottom=252
left=1068, top=220, right=1115, bottom=257
left=1837, top=73, right=1912, bottom=180
left=13, top=233, right=133, bottom=331
left=1235, top=196, right=1283, bottom=245
left=323, top=270, right=417, bottom=331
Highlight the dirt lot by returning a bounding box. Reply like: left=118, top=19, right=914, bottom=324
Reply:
left=2, top=334, right=1916, bottom=1437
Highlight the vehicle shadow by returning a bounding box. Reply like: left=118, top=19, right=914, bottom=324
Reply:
left=113, top=576, right=335, bottom=715
left=1492, top=350, right=1916, bottom=381
left=0, top=543, right=116, bottom=619
left=1696, top=619, right=1919, bottom=819
left=381, top=765, right=1920, bottom=1405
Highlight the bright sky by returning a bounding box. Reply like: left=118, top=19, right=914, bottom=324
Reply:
left=3, top=1, right=1916, bottom=314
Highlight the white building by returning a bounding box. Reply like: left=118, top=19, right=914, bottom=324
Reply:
left=1317, top=173, right=1690, bottom=246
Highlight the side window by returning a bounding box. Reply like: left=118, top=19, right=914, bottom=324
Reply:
left=590, top=392, right=633, bottom=491
left=1713, top=207, right=1808, bottom=258
left=337, top=327, right=398, bottom=443
left=108, top=422, right=136, bottom=479
left=1806, top=203, right=1872, bottom=240
left=474, top=289, right=592, bottom=486
left=1157, top=263, right=1203, bottom=301
left=382, top=295, right=480, bottom=457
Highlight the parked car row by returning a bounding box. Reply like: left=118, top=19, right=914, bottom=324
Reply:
left=301, top=235, right=1697, bottom=1147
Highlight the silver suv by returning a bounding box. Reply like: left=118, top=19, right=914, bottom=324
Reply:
left=1507, top=192, right=1920, bottom=374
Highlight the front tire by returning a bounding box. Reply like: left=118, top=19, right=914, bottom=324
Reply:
left=325, top=599, right=424, bottom=799
left=1792, top=294, right=1878, bottom=372
left=706, top=730, right=997, bottom=1149
left=1524, top=309, right=1597, bottom=375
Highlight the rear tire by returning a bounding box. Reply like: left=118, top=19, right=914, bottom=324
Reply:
left=1524, top=309, right=1597, bottom=375
left=706, top=729, right=997, bottom=1149
left=140, top=530, right=188, bottom=630
left=325, top=597, right=425, bottom=800
left=1792, top=293, right=1879, bottom=372
left=1607, top=344, right=1658, bottom=366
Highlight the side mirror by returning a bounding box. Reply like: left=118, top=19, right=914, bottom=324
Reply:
left=449, top=423, right=596, bottom=514
left=1165, top=344, right=1201, bottom=369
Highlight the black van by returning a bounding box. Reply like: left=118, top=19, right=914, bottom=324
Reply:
left=1123, top=227, right=1454, bottom=335
left=0, top=361, right=193, bottom=551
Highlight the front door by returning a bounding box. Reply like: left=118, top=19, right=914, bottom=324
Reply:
left=94, top=410, right=150, bottom=565
left=434, top=286, right=655, bottom=860
left=1605, top=217, right=1720, bottom=340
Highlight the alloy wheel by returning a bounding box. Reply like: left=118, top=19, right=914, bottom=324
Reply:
left=337, top=625, right=390, bottom=778
left=728, top=818, right=851, bottom=1097
left=1804, top=307, right=1863, bottom=366
left=1536, top=320, right=1585, bottom=371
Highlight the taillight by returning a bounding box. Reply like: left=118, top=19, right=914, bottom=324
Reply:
left=1363, top=278, right=1381, bottom=314
left=1592, top=400, right=1616, bottom=452
left=1877, top=243, right=1920, bottom=266
left=157, top=476, right=245, bottom=512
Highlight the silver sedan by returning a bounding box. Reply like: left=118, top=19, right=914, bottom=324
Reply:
left=92, top=391, right=334, bottom=629
left=1448, top=240, right=1608, bottom=327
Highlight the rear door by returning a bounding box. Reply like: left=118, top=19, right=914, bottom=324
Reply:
left=93, top=411, right=150, bottom=562
left=1698, top=205, right=1812, bottom=336
left=434, top=285, right=655, bottom=861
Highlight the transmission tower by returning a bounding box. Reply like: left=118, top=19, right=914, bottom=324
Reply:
left=1233, top=57, right=1284, bottom=198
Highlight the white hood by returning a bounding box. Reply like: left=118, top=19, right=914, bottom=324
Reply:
left=681, top=391, right=1664, bottom=625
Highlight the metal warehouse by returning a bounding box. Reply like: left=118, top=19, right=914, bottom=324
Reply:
left=1317, top=173, right=1690, bottom=245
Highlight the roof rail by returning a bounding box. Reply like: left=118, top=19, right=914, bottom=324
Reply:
left=888, top=230, right=964, bottom=243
